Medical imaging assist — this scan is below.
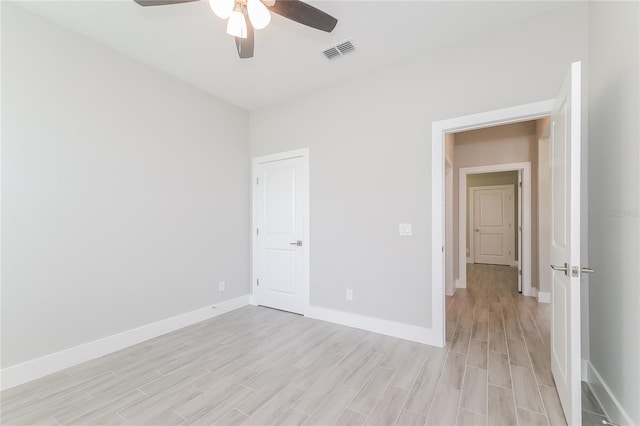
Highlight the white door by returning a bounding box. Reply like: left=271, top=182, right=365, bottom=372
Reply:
left=445, top=164, right=454, bottom=295
left=473, top=186, right=514, bottom=265
left=550, top=61, right=582, bottom=425
left=517, top=170, right=523, bottom=292
left=254, top=152, right=308, bottom=315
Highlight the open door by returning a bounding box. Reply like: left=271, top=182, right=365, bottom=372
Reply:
left=550, top=61, right=583, bottom=425
left=517, top=170, right=523, bottom=293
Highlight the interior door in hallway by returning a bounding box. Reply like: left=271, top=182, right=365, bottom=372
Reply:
left=550, top=61, right=583, bottom=425
left=473, top=185, right=514, bottom=266
left=254, top=152, right=308, bottom=315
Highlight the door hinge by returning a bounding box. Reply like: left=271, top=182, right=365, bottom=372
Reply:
left=519, top=270, right=522, bottom=276
left=442, top=246, right=444, bottom=253
left=257, top=279, right=260, bottom=286
left=256, top=228, right=259, bottom=236
left=256, top=177, right=259, bottom=185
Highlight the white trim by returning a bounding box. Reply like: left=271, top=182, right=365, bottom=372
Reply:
left=459, top=164, right=532, bottom=296
left=0, top=295, right=250, bottom=391
left=585, top=360, right=634, bottom=426
left=581, top=359, right=589, bottom=381
left=537, top=291, right=551, bottom=303
left=432, top=100, right=554, bottom=350
left=251, top=148, right=310, bottom=315
left=305, top=305, right=436, bottom=346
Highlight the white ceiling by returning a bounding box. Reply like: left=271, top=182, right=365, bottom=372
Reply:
left=16, top=1, right=569, bottom=110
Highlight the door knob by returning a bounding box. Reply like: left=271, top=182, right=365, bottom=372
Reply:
left=551, top=262, right=569, bottom=276
left=581, top=267, right=595, bottom=274
left=290, top=240, right=303, bottom=246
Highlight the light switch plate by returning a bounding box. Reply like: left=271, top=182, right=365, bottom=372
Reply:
left=399, top=224, right=412, bottom=236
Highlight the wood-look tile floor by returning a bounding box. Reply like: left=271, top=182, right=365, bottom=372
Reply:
left=2, top=264, right=575, bottom=425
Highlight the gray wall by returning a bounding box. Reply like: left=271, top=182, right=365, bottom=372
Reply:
left=1, top=4, right=251, bottom=367
left=250, top=5, right=588, bottom=328
left=587, top=1, right=639, bottom=424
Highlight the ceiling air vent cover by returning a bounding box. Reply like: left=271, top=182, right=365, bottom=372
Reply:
left=322, top=40, right=355, bottom=60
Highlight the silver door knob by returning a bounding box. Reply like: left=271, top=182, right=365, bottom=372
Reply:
left=290, top=240, right=303, bottom=246
left=551, top=262, right=569, bottom=276
left=581, top=267, right=595, bottom=274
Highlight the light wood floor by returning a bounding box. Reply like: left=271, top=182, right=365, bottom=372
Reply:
left=2, top=264, right=579, bottom=425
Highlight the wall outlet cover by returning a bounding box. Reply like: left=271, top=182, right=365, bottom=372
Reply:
left=218, top=281, right=225, bottom=292
left=346, top=289, right=353, bottom=301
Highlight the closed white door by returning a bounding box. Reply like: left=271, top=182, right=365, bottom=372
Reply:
left=254, top=154, right=307, bottom=314
left=550, top=61, right=583, bottom=425
left=473, top=186, right=514, bottom=265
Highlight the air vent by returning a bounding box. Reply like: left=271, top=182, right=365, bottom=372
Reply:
left=322, top=40, right=356, bottom=60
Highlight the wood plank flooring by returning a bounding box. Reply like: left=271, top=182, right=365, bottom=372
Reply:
left=2, top=264, right=573, bottom=425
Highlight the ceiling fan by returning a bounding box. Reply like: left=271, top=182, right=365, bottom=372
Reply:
left=133, top=0, right=338, bottom=59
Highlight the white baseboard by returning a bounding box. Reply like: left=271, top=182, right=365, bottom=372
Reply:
left=537, top=291, right=551, bottom=303
left=456, top=278, right=466, bottom=289
left=585, top=360, right=634, bottom=426
left=445, top=285, right=456, bottom=297
left=523, top=283, right=535, bottom=298
left=305, top=305, right=439, bottom=347
left=0, top=295, right=250, bottom=391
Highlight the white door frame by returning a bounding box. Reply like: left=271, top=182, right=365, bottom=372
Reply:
left=431, top=100, right=553, bottom=347
left=251, top=148, right=310, bottom=314
left=461, top=165, right=531, bottom=295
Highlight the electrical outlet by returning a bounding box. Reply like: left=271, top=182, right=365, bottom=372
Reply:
left=346, top=289, right=353, bottom=301
left=218, top=281, right=225, bottom=292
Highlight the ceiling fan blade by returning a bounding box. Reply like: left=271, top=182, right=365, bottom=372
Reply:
left=133, top=0, right=199, bottom=6
left=235, top=9, right=255, bottom=59
left=267, top=0, right=337, bottom=33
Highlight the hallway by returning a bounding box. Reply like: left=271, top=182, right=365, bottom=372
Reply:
left=445, top=263, right=566, bottom=425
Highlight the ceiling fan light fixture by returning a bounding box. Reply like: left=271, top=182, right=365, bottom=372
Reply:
left=209, top=0, right=234, bottom=19
left=227, top=7, right=248, bottom=38
left=247, top=0, right=270, bottom=30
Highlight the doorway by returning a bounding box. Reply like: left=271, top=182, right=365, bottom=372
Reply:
left=431, top=67, right=584, bottom=423
left=251, top=148, right=310, bottom=315
left=458, top=163, right=532, bottom=297
left=430, top=100, right=554, bottom=347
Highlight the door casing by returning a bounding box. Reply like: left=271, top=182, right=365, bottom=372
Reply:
left=459, top=163, right=531, bottom=294
left=431, top=100, right=554, bottom=347
left=251, top=148, right=310, bottom=314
